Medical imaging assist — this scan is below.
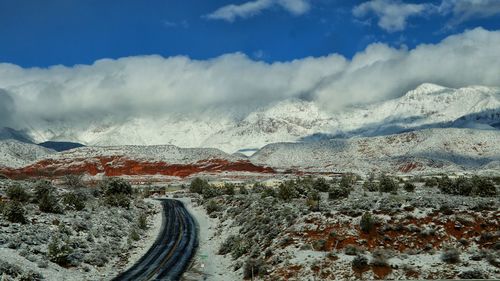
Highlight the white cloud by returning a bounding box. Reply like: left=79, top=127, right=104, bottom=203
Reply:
left=1, top=28, right=500, bottom=128
left=438, top=0, right=500, bottom=24
left=353, top=0, right=431, bottom=32
left=205, top=0, right=310, bottom=22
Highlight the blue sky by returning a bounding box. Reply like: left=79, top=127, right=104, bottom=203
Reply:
left=2, top=0, right=500, bottom=67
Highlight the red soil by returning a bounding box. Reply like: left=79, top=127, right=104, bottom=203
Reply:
left=0, top=156, right=275, bottom=179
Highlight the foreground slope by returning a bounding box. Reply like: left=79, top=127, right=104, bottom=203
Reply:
left=251, top=128, right=500, bottom=174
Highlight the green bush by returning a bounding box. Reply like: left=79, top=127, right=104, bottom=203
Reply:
left=403, top=182, right=416, bottom=192
left=205, top=199, right=220, bottom=214
left=424, top=177, right=439, bottom=187
left=438, top=176, right=497, bottom=197
left=441, top=248, right=460, bottom=264
left=328, top=185, right=351, bottom=200
left=39, top=192, right=63, bottom=214
left=313, top=178, right=330, bottom=192
left=277, top=181, right=299, bottom=201
left=202, top=185, right=220, bottom=199
left=47, top=237, right=73, bottom=266
left=243, top=258, right=267, bottom=279
left=104, top=193, right=130, bottom=208
left=33, top=180, right=55, bottom=203
left=352, top=254, right=369, bottom=270
left=6, top=185, right=30, bottom=202
left=378, top=175, right=398, bottom=193
left=360, top=212, right=375, bottom=234
left=189, top=177, right=209, bottom=194
left=62, top=174, right=85, bottom=189
left=101, top=178, right=133, bottom=196
left=129, top=228, right=140, bottom=241
left=3, top=201, right=26, bottom=223
left=62, top=191, right=86, bottom=211
left=340, top=174, right=355, bottom=189
left=261, top=187, right=276, bottom=198
left=138, top=213, right=148, bottom=230
left=363, top=180, right=378, bottom=192
left=223, top=183, right=235, bottom=196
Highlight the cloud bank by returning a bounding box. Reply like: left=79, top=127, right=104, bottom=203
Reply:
left=1, top=28, right=500, bottom=129
left=205, top=0, right=310, bottom=22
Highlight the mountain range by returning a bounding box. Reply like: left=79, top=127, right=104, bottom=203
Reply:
left=1, top=83, right=499, bottom=177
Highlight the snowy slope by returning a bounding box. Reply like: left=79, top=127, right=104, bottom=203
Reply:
left=14, top=83, right=500, bottom=153
left=0, top=140, right=55, bottom=168
left=251, top=128, right=500, bottom=174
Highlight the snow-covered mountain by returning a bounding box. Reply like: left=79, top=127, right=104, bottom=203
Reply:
left=251, top=128, right=500, bottom=175
left=0, top=140, right=55, bottom=168
left=9, top=83, right=500, bottom=153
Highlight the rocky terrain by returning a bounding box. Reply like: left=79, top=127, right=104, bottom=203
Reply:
left=0, top=177, right=160, bottom=280
left=183, top=175, right=499, bottom=280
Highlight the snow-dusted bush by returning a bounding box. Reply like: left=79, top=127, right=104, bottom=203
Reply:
left=6, top=185, right=30, bottom=202
left=3, top=201, right=26, bottom=223
left=403, top=182, right=415, bottom=192
left=189, top=177, right=209, bottom=194
left=441, top=247, right=460, bottom=264
left=352, top=254, right=368, bottom=270
left=378, top=175, right=398, bottom=193
left=328, top=185, right=351, bottom=200
left=63, top=191, right=86, bottom=211
left=360, top=212, right=375, bottom=233
left=47, top=236, right=73, bottom=266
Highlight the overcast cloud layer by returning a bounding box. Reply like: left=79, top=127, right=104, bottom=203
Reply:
left=1, top=28, right=500, bottom=129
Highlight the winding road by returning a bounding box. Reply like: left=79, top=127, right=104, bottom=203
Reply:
left=113, top=199, right=199, bottom=281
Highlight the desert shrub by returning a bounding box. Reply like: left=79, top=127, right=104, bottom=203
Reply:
left=6, top=185, right=30, bottom=202
left=39, top=192, right=63, bottom=213
left=378, top=175, right=398, bottom=193
left=138, top=213, right=148, bottom=230
left=438, top=176, right=454, bottom=194
left=313, top=177, right=330, bottom=192
left=205, top=199, right=220, bottom=214
left=239, top=185, right=248, bottom=195
left=84, top=251, right=108, bottom=267
left=370, top=249, right=389, bottom=266
left=471, top=176, right=497, bottom=197
left=202, top=185, right=220, bottom=199
left=104, top=193, right=130, bottom=208
left=458, top=269, right=487, bottom=279
left=340, top=174, right=355, bottom=189
left=47, top=237, right=73, bottom=266
left=360, top=212, right=375, bottom=233
left=243, top=258, right=268, bottom=279
left=189, top=177, right=209, bottom=194
left=306, top=190, right=320, bottom=211
left=33, top=180, right=54, bottom=202
left=441, top=247, right=460, bottom=264
left=62, top=191, right=86, bottom=211
left=363, top=180, right=378, bottom=192
left=312, top=239, right=327, bottom=251
left=277, top=181, right=299, bottom=201
left=403, top=182, right=415, bottom=192
left=129, top=228, right=140, bottom=241
left=101, top=178, right=132, bottom=196
left=328, top=185, right=351, bottom=200
left=261, top=187, right=276, bottom=198
left=424, top=177, right=439, bottom=187
left=62, top=174, right=85, bottom=188
left=223, top=183, right=235, bottom=195
left=218, top=235, right=238, bottom=255
left=352, top=254, right=368, bottom=270
left=3, top=201, right=26, bottom=223
left=344, top=245, right=363, bottom=256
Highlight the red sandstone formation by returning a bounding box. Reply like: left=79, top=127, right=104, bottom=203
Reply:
left=0, top=156, right=275, bottom=179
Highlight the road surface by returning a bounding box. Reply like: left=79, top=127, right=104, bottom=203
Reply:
left=113, top=199, right=198, bottom=281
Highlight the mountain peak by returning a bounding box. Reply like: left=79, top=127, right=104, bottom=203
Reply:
left=404, top=83, right=449, bottom=97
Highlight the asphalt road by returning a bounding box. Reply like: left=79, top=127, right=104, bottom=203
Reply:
left=112, top=199, right=198, bottom=281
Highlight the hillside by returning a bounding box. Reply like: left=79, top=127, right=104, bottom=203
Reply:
left=0, top=140, right=55, bottom=169
left=251, top=128, right=500, bottom=174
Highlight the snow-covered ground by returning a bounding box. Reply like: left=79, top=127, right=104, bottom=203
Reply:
left=176, top=196, right=240, bottom=281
